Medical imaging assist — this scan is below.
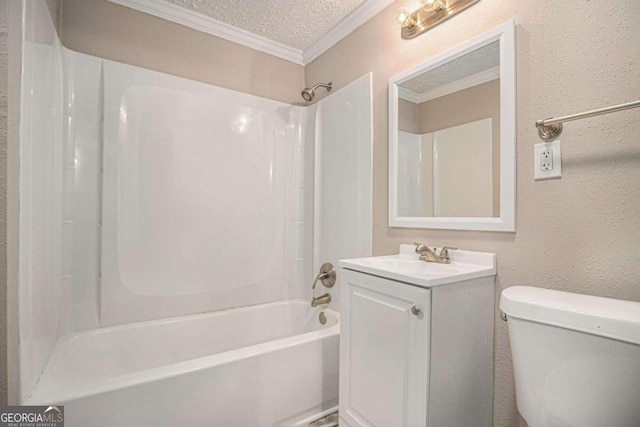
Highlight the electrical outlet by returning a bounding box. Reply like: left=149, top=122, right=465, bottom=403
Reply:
left=541, top=149, right=553, bottom=170
left=534, top=140, right=562, bottom=180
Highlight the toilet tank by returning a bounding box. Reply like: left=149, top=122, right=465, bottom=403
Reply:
left=500, top=286, right=640, bottom=427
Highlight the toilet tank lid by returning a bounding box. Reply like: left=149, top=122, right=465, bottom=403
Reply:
left=500, top=286, right=640, bottom=346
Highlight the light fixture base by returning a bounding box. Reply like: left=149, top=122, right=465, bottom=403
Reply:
left=401, top=0, right=480, bottom=39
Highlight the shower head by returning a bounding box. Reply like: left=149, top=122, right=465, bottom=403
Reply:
left=301, top=82, right=332, bottom=101
left=301, top=88, right=315, bottom=102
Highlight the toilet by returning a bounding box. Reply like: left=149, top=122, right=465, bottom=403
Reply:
left=500, top=286, right=640, bottom=427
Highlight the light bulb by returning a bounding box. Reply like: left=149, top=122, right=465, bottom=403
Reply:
left=395, top=8, right=414, bottom=27
left=421, top=0, right=446, bottom=12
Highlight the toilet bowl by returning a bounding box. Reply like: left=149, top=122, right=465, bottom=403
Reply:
left=500, top=286, right=640, bottom=427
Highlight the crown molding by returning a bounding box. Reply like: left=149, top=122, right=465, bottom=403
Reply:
left=108, top=0, right=304, bottom=65
left=397, top=87, right=420, bottom=103
left=109, top=0, right=392, bottom=66
left=302, top=0, right=394, bottom=64
left=398, top=67, right=500, bottom=104
left=419, top=67, right=499, bottom=102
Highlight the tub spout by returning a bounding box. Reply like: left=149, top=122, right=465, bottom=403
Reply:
left=311, top=293, right=331, bottom=307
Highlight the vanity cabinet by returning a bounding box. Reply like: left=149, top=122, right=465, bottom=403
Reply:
left=339, top=269, right=430, bottom=427
left=338, top=252, right=495, bottom=427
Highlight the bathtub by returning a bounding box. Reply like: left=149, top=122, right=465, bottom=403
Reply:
left=25, top=300, right=340, bottom=427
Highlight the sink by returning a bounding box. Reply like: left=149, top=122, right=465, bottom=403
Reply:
left=338, top=244, right=496, bottom=288
left=353, top=258, right=460, bottom=276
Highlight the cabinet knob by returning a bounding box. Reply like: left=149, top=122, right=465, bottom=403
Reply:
left=411, top=305, right=421, bottom=316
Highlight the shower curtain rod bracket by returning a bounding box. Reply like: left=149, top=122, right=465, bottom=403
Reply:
left=535, top=118, right=563, bottom=140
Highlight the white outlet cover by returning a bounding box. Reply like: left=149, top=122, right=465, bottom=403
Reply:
left=534, top=140, right=562, bottom=180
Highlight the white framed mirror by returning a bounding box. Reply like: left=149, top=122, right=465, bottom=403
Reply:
left=389, top=20, right=515, bottom=232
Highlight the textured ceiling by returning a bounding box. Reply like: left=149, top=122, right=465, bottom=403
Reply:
left=165, top=0, right=368, bottom=50
left=400, top=41, right=500, bottom=94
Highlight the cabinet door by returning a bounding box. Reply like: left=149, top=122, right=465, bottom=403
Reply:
left=339, top=269, right=431, bottom=427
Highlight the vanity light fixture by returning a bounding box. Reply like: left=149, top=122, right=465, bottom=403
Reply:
left=398, top=0, right=480, bottom=39
left=395, top=8, right=415, bottom=28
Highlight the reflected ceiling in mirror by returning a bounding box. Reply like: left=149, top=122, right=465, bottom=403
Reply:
left=389, top=21, right=515, bottom=232
left=399, top=41, right=499, bottom=99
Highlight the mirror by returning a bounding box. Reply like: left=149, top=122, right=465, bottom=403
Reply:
left=389, top=20, right=515, bottom=231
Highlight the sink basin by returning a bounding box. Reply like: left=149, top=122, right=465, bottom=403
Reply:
left=338, top=244, right=496, bottom=288
left=354, top=258, right=460, bottom=276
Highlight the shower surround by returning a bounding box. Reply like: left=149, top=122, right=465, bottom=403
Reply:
left=18, top=2, right=372, bottom=423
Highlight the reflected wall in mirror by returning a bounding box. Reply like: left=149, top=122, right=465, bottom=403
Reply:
left=389, top=20, right=515, bottom=231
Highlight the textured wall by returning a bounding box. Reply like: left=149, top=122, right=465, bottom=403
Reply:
left=0, top=0, right=9, bottom=405
left=305, top=0, right=640, bottom=425
left=59, top=0, right=305, bottom=104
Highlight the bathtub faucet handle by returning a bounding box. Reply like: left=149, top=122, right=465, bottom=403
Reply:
left=312, top=272, right=328, bottom=290
left=311, top=263, right=336, bottom=308
left=312, top=263, right=336, bottom=289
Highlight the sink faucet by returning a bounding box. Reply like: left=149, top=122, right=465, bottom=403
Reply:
left=414, top=243, right=457, bottom=264
left=311, top=293, right=331, bottom=307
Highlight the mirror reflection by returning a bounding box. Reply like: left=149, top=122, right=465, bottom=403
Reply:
left=396, top=40, right=500, bottom=218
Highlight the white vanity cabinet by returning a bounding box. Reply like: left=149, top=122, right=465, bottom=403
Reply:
left=338, top=246, right=496, bottom=427
left=339, top=269, right=431, bottom=427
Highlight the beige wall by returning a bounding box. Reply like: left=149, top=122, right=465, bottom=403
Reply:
left=398, top=98, right=418, bottom=133
left=417, top=79, right=499, bottom=135
left=306, top=0, right=640, bottom=425
left=59, top=0, right=305, bottom=104
left=418, top=80, right=501, bottom=215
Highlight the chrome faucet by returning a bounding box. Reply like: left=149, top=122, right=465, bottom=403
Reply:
left=311, top=293, right=332, bottom=307
left=414, top=243, right=457, bottom=264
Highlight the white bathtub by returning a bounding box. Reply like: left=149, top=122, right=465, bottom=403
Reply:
left=26, top=300, right=340, bottom=427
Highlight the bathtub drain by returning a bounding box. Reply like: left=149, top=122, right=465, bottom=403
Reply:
left=319, top=312, right=327, bottom=325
